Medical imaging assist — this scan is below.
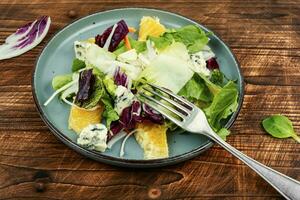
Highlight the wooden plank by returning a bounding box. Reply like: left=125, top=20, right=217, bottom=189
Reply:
left=0, top=0, right=299, bottom=199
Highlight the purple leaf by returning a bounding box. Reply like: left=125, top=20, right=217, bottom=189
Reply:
left=114, top=67, right=129, bottom=88
left=206, top=57, right=219, bottom=70
left=142, top=103, right=164, bottom=124
left=0, top=16, right=51, bottom=60
left=131, top=100, right=143, bottom=123
left=75, top=69, right=94, bottom=105
left=108, top=121, right=123, bottom=141
left=108, top=101, right=164, bottom=139
left=15, top=22, right=33, bottom=35
left=95, top=20, right=129, bottom=52
left=119, top=106, right=136, bottom=130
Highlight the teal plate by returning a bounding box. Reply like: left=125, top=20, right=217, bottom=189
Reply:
left=32, top=8, right=244, bottom=167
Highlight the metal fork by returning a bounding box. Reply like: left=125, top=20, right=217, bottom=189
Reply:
left=138, top=83, right=300, bottom=200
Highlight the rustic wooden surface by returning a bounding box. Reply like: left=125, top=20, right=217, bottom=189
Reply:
left=0, top=0, right=299, bottom=199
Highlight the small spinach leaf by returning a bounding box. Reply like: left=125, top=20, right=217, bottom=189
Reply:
left=262, top=115, right=300, bottom=143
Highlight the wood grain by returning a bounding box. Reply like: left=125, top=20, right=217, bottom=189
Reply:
left=0, top=0, right=299, bottom=199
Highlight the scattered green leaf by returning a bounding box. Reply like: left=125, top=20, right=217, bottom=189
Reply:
left=262, top=115, right=300, bottom=143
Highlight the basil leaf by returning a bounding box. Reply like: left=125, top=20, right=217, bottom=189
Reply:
left=262, top=115, right=300, bottom=143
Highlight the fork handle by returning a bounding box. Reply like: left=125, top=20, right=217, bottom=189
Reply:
left=206, top=131, right=300, bottom=200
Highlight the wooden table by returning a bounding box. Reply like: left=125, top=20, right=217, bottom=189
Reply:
left=0, top=0, right=299, bottom=199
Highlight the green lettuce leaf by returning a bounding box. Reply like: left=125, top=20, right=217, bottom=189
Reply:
left=78, top=76, right=104, bottom=109
left=113, top=36, right=146, bottom=56
left=72, top=58, right=86, bottom=72
left=52, top=74, right=73, bottom=90
left=210, top=69, right=224, bottom=86
left=204, top=81, right=239, bottom=130
left=113, top=41, right=127, bottom=56
left=101, top=92, right=119, bottom=128
left=149, top=25, right=209, bottom=53
left=178, top=73, right=212, bottom=103
left=148, top=35, right=172, bottom=50
left=129, top=37, right=146, bottom=53
left=198, top=73, right=222, bottom=96
left=217, top=128, right=231, bottom=140
left=103, top=76, right=117, bottom=97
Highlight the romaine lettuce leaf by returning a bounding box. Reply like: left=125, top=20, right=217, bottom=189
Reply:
left=198, top=73, right=222, bottom=96
left=204, top=81, right=239, bottom=130
left=103, top=76, right=117, bottom=97
left=178, top=73, right=212, bottom=103
left=101, top=92, right=119, bottom=128
left=139, top=42, right=194, bottom=93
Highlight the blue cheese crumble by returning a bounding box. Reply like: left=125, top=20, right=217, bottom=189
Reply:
left=114, top=85, right=135, bottom=115
left=77, top=124, right=108, bottom=152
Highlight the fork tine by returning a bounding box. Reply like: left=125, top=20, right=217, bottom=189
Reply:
left=147, top=83, right=194, bottom=109
left=142, top=86, right=191, bottom=114
left=137, top=93, right=184, bottom=126
left=138, top=92, right=186, bottom=118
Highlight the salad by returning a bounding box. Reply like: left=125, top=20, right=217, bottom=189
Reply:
left=44, top=16, right=239, bottom=159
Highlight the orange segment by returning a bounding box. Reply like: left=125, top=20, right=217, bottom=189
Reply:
left=135, top=121, right=168, bottom=159
left=68, top=105, right=104, bottom=134
left=138, top=16, right=166, bottom=41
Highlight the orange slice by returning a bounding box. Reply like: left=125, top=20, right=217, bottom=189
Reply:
left=138, top=16, right=166, bottom=41
left=135, top=121, right=168, bottom=159
left=68, top=105, right=104, bottom=134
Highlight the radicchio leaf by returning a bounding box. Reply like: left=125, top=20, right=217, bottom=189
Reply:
left=142, top=103, right=164, bottom=124
left=108, top=100, right=141, bottom=137
left=206, top=57, right=219, bottom=70
left=0, top=16, right=51, bottom=60
left=131, top=101, right=143, bottom=123
left=75, top=69, right=94, bottom=105
left=119, top=106, right=136, bottom=130
left=108, top=121, right=124, bottom=140
left=114, top=67, right=129, bottom=88
left=95, top=20, right=129, bottom=52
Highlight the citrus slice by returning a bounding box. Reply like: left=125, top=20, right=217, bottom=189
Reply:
left=68, top=105, right=104, bottom=134
left=138, top=16, right=166, bottom=41
left=135, top=121, right=168, bottom=159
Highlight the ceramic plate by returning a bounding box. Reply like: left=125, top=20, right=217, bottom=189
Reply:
left=32, top=8, right=244, bottom=167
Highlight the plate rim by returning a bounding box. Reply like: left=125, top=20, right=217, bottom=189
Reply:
left=32, top=7, right=245, bottom=167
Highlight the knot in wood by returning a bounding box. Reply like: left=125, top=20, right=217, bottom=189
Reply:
left=33, top=171, right=51, bottom=193
left=148, top=187, right=161, bottom=199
